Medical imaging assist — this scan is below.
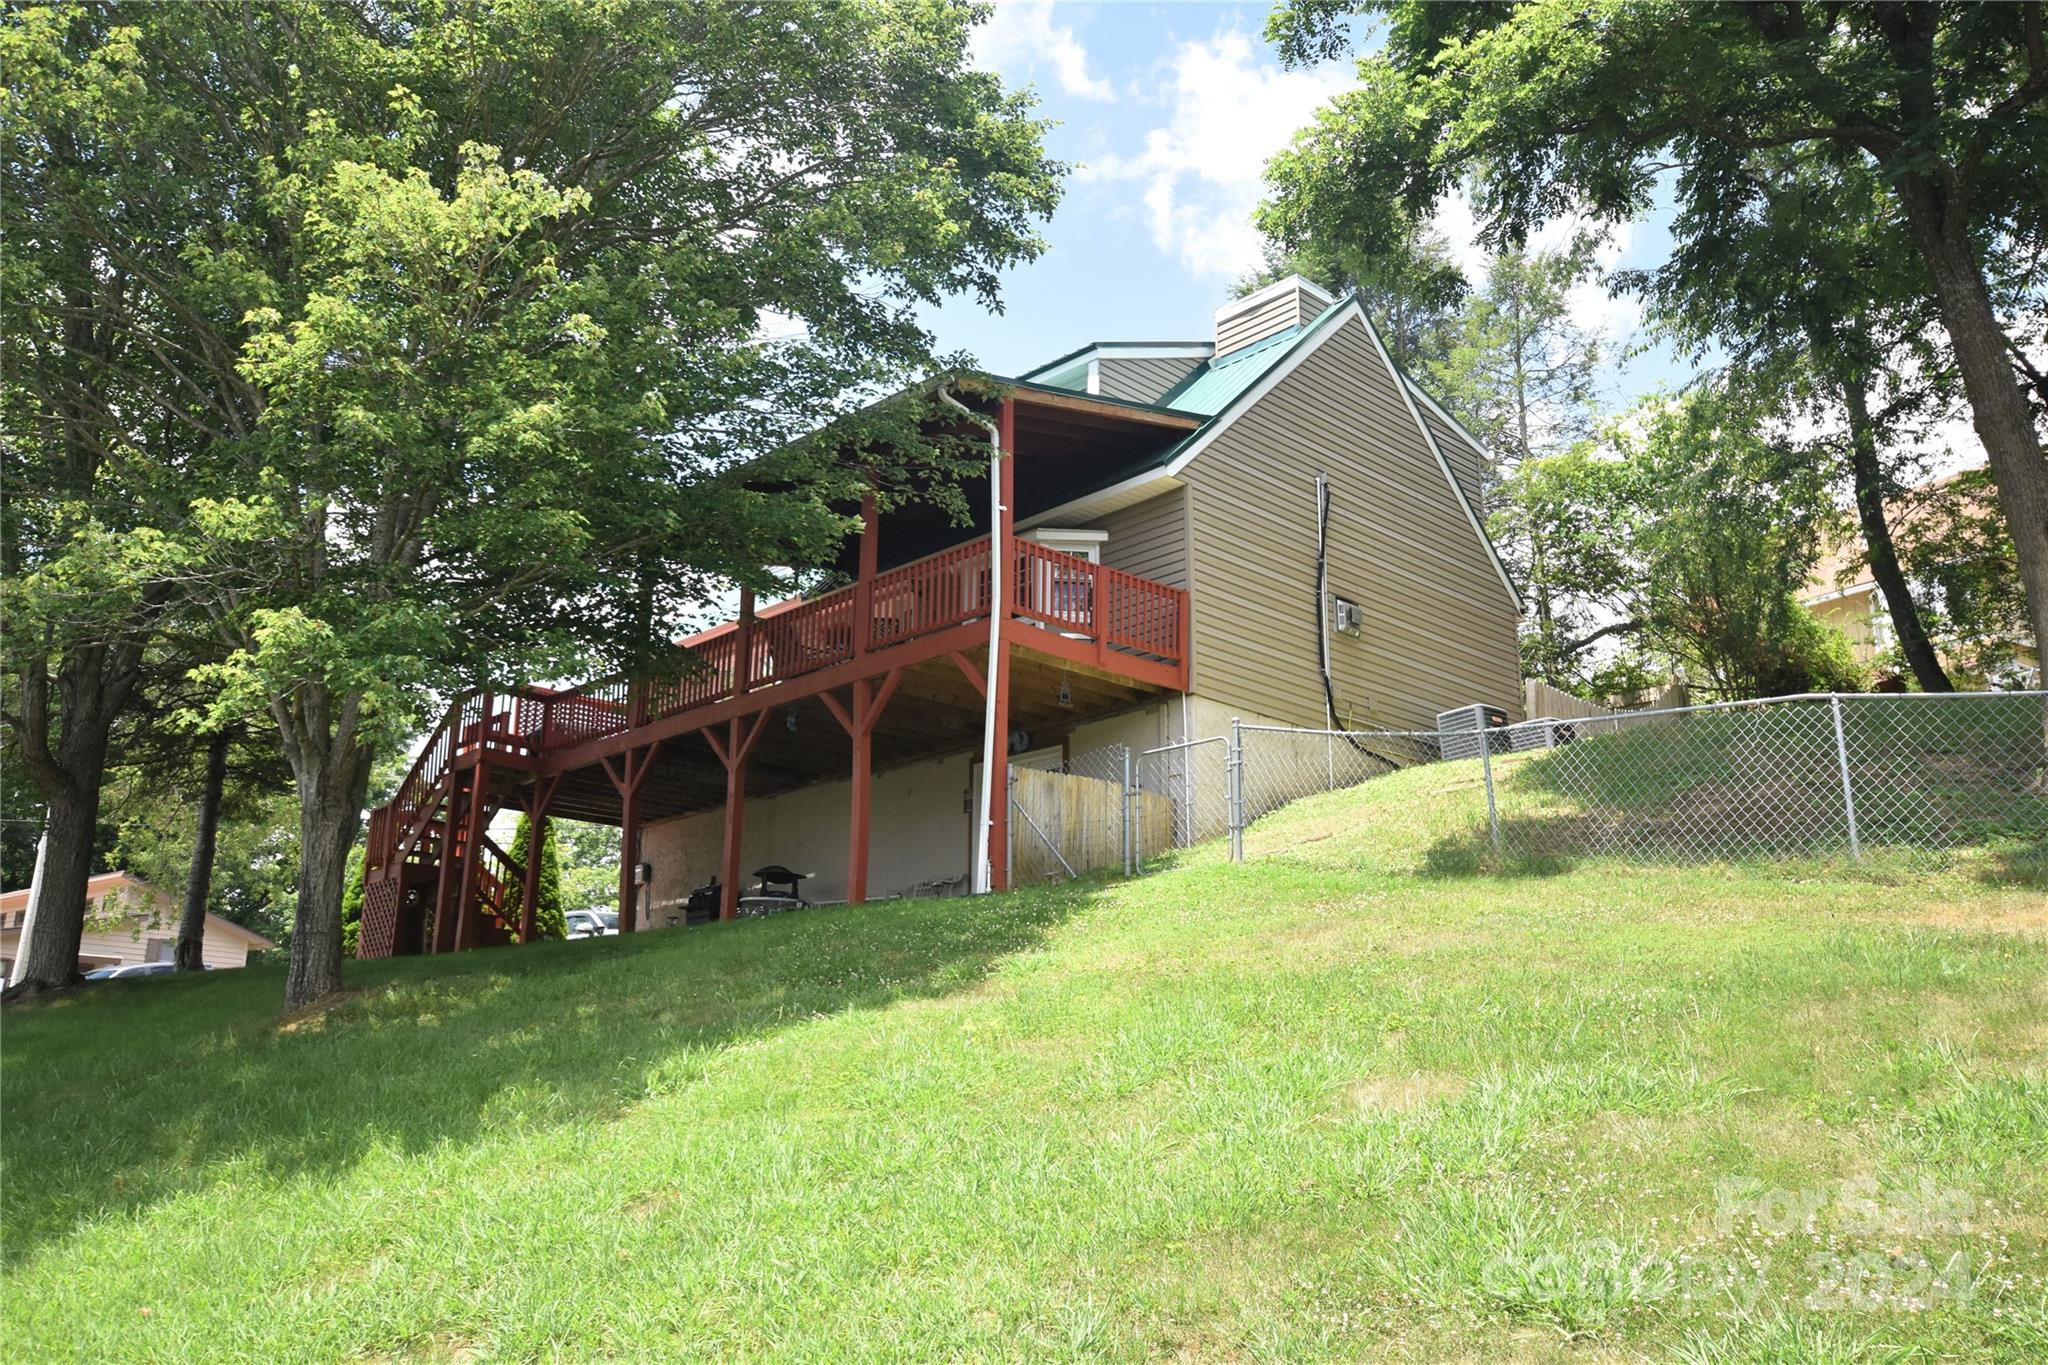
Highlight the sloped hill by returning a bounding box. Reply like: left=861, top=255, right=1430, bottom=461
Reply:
left=5, top=769, right=2045, bottom=1362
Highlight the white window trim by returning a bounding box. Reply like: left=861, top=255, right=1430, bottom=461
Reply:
left=1021, top=527, right=1110, bottom=563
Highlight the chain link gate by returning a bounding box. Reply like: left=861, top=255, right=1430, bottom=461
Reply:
left=1135, top=735, right=1230, bottom=852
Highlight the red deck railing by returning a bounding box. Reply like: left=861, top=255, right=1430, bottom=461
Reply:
left=622, top=538, right=1182, bottom=736
left=1008, top=540, right=1183, bottom=659
left=367, top=538, right=1186, bottom=876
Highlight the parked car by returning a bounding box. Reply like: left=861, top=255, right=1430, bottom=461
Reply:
left=564, top=909, right=618, bottom=939
left=83, top=962, right=178, bottom=981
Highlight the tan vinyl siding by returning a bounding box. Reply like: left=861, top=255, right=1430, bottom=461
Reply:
left=1096, top=356, right=1204, bottom=405
left=1085, top=487, right=1188, bottom=589
left=1419, top=405, right=1487, bottom=513
left=1215, top=283, right=1321, bottom=356
left=1180, top=314, right=1523, bottom=732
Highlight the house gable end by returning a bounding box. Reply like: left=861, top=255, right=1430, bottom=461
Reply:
left=1173, top=308, right=1524, bottom=730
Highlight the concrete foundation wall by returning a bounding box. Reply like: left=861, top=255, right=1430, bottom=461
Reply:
left=635, top=750, right=975, bottom=928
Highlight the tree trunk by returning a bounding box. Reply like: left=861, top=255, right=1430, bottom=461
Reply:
left=174, top=729, right=232, bottom=972
left=282, top=743, right=373, bottom=1011
left=7, top=773, right=105, bottom=996
left=1839, top=374, right=1953, bottom=692
left=1898, top=199, right=2048, bottom=665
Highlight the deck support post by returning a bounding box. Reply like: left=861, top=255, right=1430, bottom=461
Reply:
left=452, top=758, right=491, bottom=952
left=619, top=772, right=640, bottom=933
left=601, top=743, right=663, bottom=934
left=821, top=669, right=903, bottom=904
left=519, top=774, right=561, bottom=944
left=428, top=770, right=465, bottom=954
left=853, top=490, right=878, bottom=657
left=988, top=640, right=1011, bottom=893
left=848, top=679, right=874, bottom=903
left=736, top=585, right=756, bottom=695
left=704, top=711, right=773, bottom=921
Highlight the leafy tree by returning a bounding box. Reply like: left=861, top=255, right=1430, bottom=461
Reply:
left=1431, top=245, right=1609, bottom=684
left=1433, top=246, right=1606, bottom=486
left=1624, top=389, right=1858, bottom=699
left=1624, top=153, right=1960, bottom=691
left=1494, top=385, right=1862, bottom=699
left=556, top=820, right=622, bottom=915
left=340, top=848, right=364, bottom=960
left=7, top=2, right=1061, bottom=1009
left=1488, top=446, right=1640, bottom=688
left=504, top=812, right=566, bottom=943
left=0, top=760, right=48, bottom=892
left=0, top=367, right=194, bottom=992
left=1261, top=0, right=2048, bottom=670
left=106, top=756, right=298, bottom=951
left=102, top=631, right=297, bottom=969
left=1893, top=469, right=2038, bottom=687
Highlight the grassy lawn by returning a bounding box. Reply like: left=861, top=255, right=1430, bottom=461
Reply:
left=4, top=760, right=2045, bottom=1361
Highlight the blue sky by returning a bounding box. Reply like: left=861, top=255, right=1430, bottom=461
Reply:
left=921, top=2, right=1699, bottom=412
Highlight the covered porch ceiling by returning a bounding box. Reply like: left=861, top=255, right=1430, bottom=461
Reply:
left=829, top=385, right=1201, bottom=576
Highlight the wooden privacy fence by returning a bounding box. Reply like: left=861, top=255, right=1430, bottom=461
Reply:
left=1524, top=677, right=1690, bottom=723
left=1010, top=765, right=1172, bottom=883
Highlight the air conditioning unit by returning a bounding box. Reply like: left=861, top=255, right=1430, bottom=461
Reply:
left=1331, top=595, right=1364, bottom=637
left=1508, top=718, right=1576, bottom=752
left=1437, top=703, right=1509, bottom=760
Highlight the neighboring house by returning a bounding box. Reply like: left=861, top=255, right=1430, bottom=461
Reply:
left=357, top=277, right=1524, bottom=958
left=0, top=871, right=276, bottom=978
left=1802, top=468, right=2039, bottom=686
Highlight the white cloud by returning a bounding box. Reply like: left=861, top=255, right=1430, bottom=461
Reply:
left=971, top=3, right=1114, bottom=102
left=1084, top=29, right=1353, bottom=281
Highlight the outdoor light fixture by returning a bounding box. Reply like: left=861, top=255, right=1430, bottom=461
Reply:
left=1058, top=675, right=1072, bottom=708
left=786, top=712, right=798, bottom=733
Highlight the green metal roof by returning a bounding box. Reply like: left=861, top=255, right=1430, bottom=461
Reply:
left=1157, top=321, right=1302, bottom=415
left=1006, top=295, right=1354, bottom=478
left=1020, top=340, right=1215, bottom=389
left=1015, top=298, right=1349, bottom=423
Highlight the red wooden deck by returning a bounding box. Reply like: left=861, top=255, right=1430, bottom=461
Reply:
left=360, top=413, right=1189, bottom=958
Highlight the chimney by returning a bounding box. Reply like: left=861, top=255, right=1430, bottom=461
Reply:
left=1213, top=274, right=1335, bottom=357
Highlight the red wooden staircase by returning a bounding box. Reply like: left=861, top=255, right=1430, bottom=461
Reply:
left=358, top=691, right=551, bottom=959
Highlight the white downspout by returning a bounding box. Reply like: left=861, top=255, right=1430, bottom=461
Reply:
left=938, top=385, right=1005, bottom=894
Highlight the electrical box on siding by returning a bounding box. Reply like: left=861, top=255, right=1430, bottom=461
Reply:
left=1331, top=596, right=1363, bottom=637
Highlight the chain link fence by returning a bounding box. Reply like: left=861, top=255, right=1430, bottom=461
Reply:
left=995, top=693, right=2045, bottom=885
left=1225, top=691, right=2048, bottom=868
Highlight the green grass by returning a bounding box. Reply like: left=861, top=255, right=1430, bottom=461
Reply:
left=5, top=761, right=2047, bottom=1361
